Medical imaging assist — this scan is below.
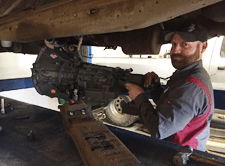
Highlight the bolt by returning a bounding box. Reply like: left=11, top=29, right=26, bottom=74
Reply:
left=68, top=45, right=75, bottom=52
left=89, top=9, right=98, bottom=14
left=82, top=110, right=86, bottom=115
left=173, top=145, right=193, bottom=166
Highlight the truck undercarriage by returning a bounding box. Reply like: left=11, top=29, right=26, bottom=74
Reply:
left=0, top=0, right=225, bottom=55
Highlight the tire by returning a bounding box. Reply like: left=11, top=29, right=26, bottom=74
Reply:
left=104, top=95, right=139, bottom=127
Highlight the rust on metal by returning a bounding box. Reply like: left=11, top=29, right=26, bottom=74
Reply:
left=0, top=0, right=221, bottom=42
left=189, top=153, right=225, bottom=166
left=59, top=101, right=143, bottom=166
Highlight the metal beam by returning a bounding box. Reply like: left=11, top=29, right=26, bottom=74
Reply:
left=0, top=77, right=33, bottom=92
left=59, top=102, right=143, bottom=166
left=0, top=0, right=222, bottom=42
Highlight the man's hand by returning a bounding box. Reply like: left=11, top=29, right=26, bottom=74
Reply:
left=125, top=83, right=144, bottom=100
left=144, top=72, right=160, bottom=88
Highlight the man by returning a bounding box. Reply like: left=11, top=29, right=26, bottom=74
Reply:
left=123, top=20, right=214, bottom=152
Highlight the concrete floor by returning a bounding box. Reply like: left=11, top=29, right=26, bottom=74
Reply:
left=1, top=96, right=225, bottom=166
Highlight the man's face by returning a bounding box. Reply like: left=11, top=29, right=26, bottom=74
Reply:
left=170, top=33, right=202, bottom=70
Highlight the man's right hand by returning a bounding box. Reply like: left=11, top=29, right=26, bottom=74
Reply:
left=144, top=72, right=160, bottom=88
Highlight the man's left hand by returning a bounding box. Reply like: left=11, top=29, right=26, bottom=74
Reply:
left=125, top=83, right=144, bottom=100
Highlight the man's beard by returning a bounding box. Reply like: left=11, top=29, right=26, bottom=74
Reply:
left=171, top=44, right=200, bottom=70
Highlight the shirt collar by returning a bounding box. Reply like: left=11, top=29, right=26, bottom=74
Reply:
left=172, top=60, right=203, bottom=79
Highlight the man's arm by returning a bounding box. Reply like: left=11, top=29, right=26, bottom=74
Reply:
left=144, top=72, right=164, bottom=103
left=130, top=82, right=207, bottom=139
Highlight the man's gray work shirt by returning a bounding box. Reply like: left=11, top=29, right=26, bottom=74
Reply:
left=134, top=60, right=214, bottom=151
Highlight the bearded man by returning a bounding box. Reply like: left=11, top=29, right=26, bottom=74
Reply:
left=122, top=20, right=214, bottom=152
